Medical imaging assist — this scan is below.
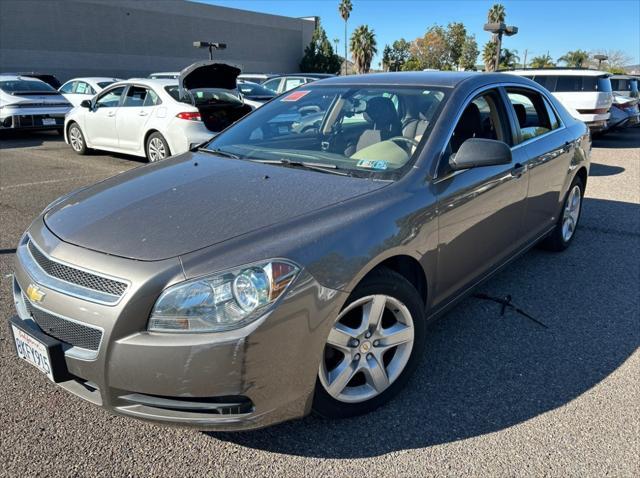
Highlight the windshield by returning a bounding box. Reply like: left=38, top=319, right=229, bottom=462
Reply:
left=0, top=79, right=55, bottom=93
left=204, top=85, right=446, bottom=179
left=239, top=82, right=276, bottom=98
left=165, top=85, right=242, bottom=105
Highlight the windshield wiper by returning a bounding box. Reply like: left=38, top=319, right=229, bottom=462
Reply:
left=249, top=158, right=349, bottom=176
left=198, top=147, right=241, bottom=159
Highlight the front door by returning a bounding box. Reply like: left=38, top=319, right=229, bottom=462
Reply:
left=84, top=86, right=125, bottom=148
left=431, top=88, right=529, bottom=306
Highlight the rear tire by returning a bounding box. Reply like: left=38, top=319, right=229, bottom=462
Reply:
left=67, top=123, right=88, bottom=155
left=312, top=267, right=426, bottom=419
left=146, top=132, right=171, bottom=162
left=541, top=175, right=585, bottom=251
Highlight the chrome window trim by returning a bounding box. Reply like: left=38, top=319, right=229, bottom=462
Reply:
left=433, top=81, right=568, bottom=180
left=18, top=235, right=129, bottom=306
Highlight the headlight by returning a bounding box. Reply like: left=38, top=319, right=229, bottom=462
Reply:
left=148, top=260, right=299, bottom=333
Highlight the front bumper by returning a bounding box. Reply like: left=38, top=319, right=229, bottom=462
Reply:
left=10, top=221, right=346, bottom=430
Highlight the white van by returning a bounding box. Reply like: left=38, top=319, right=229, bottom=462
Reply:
left=506, top=69, right=613, bottom=132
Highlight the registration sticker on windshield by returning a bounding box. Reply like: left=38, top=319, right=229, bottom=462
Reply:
left=281, top=90, right=310, bottom=102
left=357, top=160, right=388, bottom=170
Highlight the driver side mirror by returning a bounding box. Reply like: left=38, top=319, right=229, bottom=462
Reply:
left=449, top=138, right=511, bottom=171
left=80, top=99, right=92, bottom=109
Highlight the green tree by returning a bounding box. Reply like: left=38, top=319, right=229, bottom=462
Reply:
left=350, top=25, right=377, bottom=74
left=299, top=21, right=342, bottom=73
left=482, top=40, right=498, bottom=71
left=488, top=3, right=506, bottom=23
left=529, top=54, right=555, bottom=68
left=383, top=38, right=411, bottom=71
left=338, top=0, right=353, bottom=75
left=500, top=48, right=520, bottom=69
left=446, top=22, right=467, bottom=69
left=401, top=57, right=423, bottom=71
left=485, top=3, right=507, bottom=71
left=558, top=49, right=589, bottom=68
left=460, top=35, right=479, bottom=70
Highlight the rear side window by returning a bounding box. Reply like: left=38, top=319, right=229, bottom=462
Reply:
left=506, top=89, right=556, bottom=142
left=123, top=86, right=148, bottom=107
left=74, top=82, right=94, bottom=95
left=143, top=89, right=160, bottom=106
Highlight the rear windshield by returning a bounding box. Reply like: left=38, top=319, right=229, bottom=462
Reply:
left=97, top=81, right=116, bottom=89
left=529, top=75, right=612, bottom=93
left=165, top=86, right=242, bottom=105
left=0, top=79, right=55, bottom=93
left=611, top=78, right=638, bottom=93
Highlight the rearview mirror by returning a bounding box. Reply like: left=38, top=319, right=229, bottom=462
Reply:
left=449, top=138, right=511, bottom=171
left=80, top=99, right=92, bottom=108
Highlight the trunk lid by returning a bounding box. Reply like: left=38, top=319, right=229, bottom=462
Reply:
left=178, top=61, right=241, bottom=97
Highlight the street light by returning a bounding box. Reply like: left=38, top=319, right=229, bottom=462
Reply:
left=594, top=54, right=607, bottom=69
left=483, top=22, right=518, bottom=71
left=193, top=41, right=227, bottom=60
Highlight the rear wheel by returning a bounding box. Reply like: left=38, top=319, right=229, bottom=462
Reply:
left=313, top=268, right=425, bottom=418
left=146, top=132, right=170, bottom=162
left=542, top=175, right=584, bottom=251
left=67, top=123, right=88, bottom=155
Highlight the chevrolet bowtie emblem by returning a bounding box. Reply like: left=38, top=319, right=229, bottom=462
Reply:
left=26, top=284, right=46, bottom=303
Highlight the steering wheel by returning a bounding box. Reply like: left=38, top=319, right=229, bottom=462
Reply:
left=388, top=136, right=419, bottom=152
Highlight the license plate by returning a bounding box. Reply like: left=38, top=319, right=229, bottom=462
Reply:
left=42, top=118, right=57, bottom=125
left=12, top=324, right=55, bottom=381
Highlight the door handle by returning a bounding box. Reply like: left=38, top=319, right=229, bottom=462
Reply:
left=511, top=163, right=526, bottom=178
left=107, top=111, right=116, bottom=117
left=138, top=111, right=148, bottom=116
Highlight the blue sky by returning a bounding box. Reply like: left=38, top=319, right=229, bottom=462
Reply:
left=198, top=0, right=640, bottom=67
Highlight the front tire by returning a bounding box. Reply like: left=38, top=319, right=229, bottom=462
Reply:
left=542, top=175, right=584, bottom=251
left=146, top=132, right=171, bottom=162
left=313, top=268, right=426, bottom=419
left=67, top=123, right=88, bottom=155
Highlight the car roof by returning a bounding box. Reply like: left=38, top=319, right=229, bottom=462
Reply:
left=63, top=77, right=121, bottom=83
left=506, top=68, right=611, bottom=77
left=304, top=71, right=529, bottom=89
left=110, top=78, right=177, bottom=88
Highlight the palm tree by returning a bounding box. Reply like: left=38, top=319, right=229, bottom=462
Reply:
left=487, top=3, right=506, bottom=24
left=529, top=54, right=555, bottom=68
left=338, top=0, right=353, bottom=75
left=558, top=49, right=589, bottom=68
left=500, top=48, right=520, bottom=69
left=350, top=25, right=377, bottom=74
left=482, top=40, right=498, bottom=71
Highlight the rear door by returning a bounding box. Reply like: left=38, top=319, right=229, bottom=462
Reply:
left=84, top=86, right=125, bottom=148
left=432, top=88, right=530, bottom=305
left=116, top=86, right=158, bottom=151
left=503, top=87, right=574, bottom=242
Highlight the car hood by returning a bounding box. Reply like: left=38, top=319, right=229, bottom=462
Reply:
left=44, top=152, right=388, bottom=261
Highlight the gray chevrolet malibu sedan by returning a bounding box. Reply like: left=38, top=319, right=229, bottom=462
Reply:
left=10, top=72, right=590, bottom=430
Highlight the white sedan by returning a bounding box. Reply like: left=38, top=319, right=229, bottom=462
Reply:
left=64, top=62, right=255, bottom=162
left=58, top=77, right=121, bottom=107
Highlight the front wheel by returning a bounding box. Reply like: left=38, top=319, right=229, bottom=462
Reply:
left=313, top=268, right=426, bottom=419
left=542, top=176, right=584, bottom=251
left=146, top=132, right=171, bottom=162
left=67, top=123, right=88, bottom=155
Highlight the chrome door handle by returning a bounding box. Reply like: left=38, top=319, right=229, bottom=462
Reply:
left=511, top=163, right=526, bottom=178
left=138, top=111, right=148, bottom=116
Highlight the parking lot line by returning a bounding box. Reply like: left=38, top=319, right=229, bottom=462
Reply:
left=0, top=175, right=106, bottom=191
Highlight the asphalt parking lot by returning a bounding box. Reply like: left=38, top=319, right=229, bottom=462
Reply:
left=0, top=129, right=638, bottom=477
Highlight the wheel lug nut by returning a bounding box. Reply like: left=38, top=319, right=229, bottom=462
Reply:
left=349, top=338, right=359, bottom=347
left=373, top=340, right=380, bottom=347
left=354, top=354, right=360, bottom=361
left=365, top=332, right=371, bottom=338
left=367, top=353, right=373, bottom=360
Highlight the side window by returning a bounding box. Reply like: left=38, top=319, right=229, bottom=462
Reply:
left=86, top=84, right=96, bottom=95
left=448, top=89, right=510, bottom=158
left=123, top=86, right=148, bottom=107
left=506, top=89, right=554, bottom=142
left=96, top=86, right=125, bottom=108
left=143, top=89, right=160, bottom=107
left=263, top=78, right=280, bottom=92
left=74, top=82, right=89, bottom=94
left=284, top=78, right=305, bottom=92
left=543, top=97, right=560, bottom=130
left=59, top=81, right=74, bottom=93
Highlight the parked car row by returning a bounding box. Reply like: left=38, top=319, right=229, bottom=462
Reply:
left=506, top=69, right=639, bottom=133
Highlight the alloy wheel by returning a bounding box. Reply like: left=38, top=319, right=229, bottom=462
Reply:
left=319, top=294, right=415, bottom=403
left=148, top=137, right=166, bottom=161
left=562, top=184, right=581, bottom=242
left=69, top=126, right=83, bottom=152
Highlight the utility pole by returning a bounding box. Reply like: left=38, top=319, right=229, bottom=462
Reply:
left=484, top=22, right=518, bottom=71
left=523, top=49, right=528, bottom=69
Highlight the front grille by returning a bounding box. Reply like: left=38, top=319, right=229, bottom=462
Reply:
left=24, top=297, right=102, bottom=351
left=28, top=240, right=127, bottom=297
